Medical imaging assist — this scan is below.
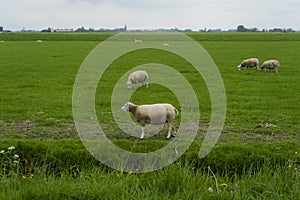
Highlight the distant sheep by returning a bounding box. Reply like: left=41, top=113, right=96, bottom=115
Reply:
left=134, top=38, right=142, bottom=43
left=259, top=60, right=280, bottom=73
left=127, top=70, right=149, bottom=89
left=121, top=102, right=179, bottom=139
left=0, top=40, right=4, bottom=44
left=161, top=43, right=170, bottom=47
left=237, top=58, right=259, bottom=70
left=36, top=40, right=43, bottom=43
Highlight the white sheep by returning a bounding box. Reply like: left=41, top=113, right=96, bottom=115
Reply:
left=127, top=70, right=149, bottom=89
left=121, top=102, right=179, bottom=139
left=237, top=58, right=259, bottom=70
left=36, top=40, right=43, bottom=43
left=134, top=38, right=142, bottom=43
left=259, top=60, right=280, bottom=73
left=161, top=43, right=170, bottom=47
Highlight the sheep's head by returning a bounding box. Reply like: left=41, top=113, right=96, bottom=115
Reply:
left=121, top=102, right=132, bottom=112
left=127, top=81, right=132, bottom=88
left=237, top=65, right=242, bottom=70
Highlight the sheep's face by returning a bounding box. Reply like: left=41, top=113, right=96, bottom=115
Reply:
left=127, top=81, right=132, bottom=88
left=121, top=102, right=130, bottom=112
left=237, top=65, right=242, bottom=70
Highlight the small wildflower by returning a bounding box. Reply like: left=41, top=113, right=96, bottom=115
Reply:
left=22, top=175, right=26, bottom=179
left=294, top=168, right=298, bottom=171
left=14, top=154, right=19, bottom=159
left=288, top=165, right=292, bottom=168
left=29, top=174, right=34, bottom=179
left=128, top=171, right=133, bottom=175
left=221, top=183, right=228, bottom=188
left=13, top=160, right=19, bottom=164
left=8, top=146, right=15, bottom=150
left=0, top=150, right=5, bottom=154
left=208, top=187, right=213, bottom=192
left=295, top=151, right=298, bottom=155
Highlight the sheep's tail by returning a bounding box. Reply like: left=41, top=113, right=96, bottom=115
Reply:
left=174, top=107, right=179, bottom=116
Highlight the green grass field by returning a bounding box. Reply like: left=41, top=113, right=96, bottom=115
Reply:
left=0, top=32, right=300, bottom=199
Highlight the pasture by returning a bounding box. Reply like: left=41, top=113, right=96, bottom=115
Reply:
left=0, top=32, right=300, bottom=199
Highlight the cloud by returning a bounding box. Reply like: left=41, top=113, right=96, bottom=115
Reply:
left=67, top=0, right=200, bottom=10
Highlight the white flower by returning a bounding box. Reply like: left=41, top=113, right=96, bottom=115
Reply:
left=8, top=146, right=15, bottom=150
left=0, top=150, right=5, bottom=154
left=13, top=160, right=19, bottom=164
left=14, top=154, right=19, bottom=159
left=208, top=187, right=213, bottom=192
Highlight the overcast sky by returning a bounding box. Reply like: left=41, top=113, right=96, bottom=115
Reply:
left=1, top=0, right=300, bottom=31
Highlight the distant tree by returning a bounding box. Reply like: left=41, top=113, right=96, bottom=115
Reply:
left=237, top=25, right=259, bottom=32
left=249, top=28, right=258, bottom=32
left=286, top=28, right=295, bottom=32
left=41, top=27, right=52, bottom=32
left=237, top=25, right=247, bottom=32
left=76, top=26, right=87, bottom=32
left=183, top=29, right=193, bottom=32
left=269, top=28, right=283, bottom=32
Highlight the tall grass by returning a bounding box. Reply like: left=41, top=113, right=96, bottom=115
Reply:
left=1, top=161, right=299, bottom=199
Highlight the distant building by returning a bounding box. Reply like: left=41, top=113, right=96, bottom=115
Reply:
left=54, top=29, right=73, bottom=33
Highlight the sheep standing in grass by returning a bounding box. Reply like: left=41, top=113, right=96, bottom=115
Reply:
left=237, top=58, right=259, bottom=70
left=134, top=39, right=142, bottom=43
left=127, top=70, right=149, bottom=89
left=259, top=60, right=280, bottom=73
left=121, top=102, right=179, bottom=139
left=161, top=43, right=170, bottom=47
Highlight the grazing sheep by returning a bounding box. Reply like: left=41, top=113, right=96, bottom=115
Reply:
left=134, top=38, right=142, bottom=43
left=259, top=60, right=280, bottom=73
left=36, top=40, right=43, bottom=43
left=0, top=40, right=4, bottom=44
left=237, top=58, right=259, bottom=70
left=127, top=70, right=149, bottom=89
left=121, top=102, right=179, bottom=139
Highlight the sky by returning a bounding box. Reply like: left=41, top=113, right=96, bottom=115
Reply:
left=1, top=0, right=300, bottom=31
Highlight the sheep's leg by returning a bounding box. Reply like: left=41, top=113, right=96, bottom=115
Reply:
left=140, top=126, right=145, bottom=139
left=146, top=81, right=148, bottom=88
left=275, top=68, right=278, bottom=73
left=166, top=122, right=173, bottom=139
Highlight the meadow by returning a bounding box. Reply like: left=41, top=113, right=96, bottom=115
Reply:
left=0, top=32, right=300, bottom=199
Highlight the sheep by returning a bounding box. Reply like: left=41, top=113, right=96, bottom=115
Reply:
left=127, top=70, right=149, bottom=89
left=237, top=58, right=259, bottom=70
left=36, top=40, right=43, bottom=43
left=121, top=102, right=179, bottom=139
left=161, top=43, right=170, bottom=47
left=259, top=60, right=280, bottom=73
left=134, top=38, right=142, bottom=43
